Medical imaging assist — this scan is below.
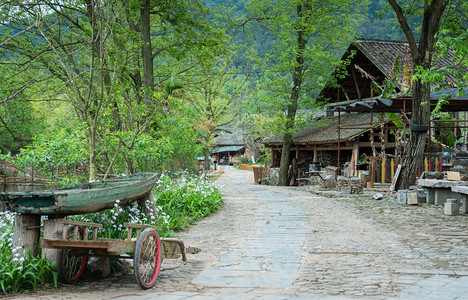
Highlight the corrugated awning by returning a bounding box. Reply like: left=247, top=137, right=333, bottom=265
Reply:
left=328, top=98, right=394, bottom=112
left=212, top=145, right=244, bottom=154
left=326, top=88, right=468, bottom=113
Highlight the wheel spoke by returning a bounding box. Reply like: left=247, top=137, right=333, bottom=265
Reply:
left=134, top=228, right=161, bottom=289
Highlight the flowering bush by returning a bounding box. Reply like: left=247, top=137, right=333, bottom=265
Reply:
left=0, top=211, right=57, bottom=295
left=71, top=198, right=172, bottom=239
left=72, top=171, right=223, bottom=237
left=153, top=171, right=223, bottom=231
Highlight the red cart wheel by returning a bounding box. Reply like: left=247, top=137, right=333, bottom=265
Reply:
left=134, top=228, right=162, bottom=289
left=57, top=226, right=88, bottom=283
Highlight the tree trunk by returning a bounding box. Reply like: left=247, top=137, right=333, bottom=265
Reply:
left=141, top=0, right=154, bottom=106
left=396, top=80, right=431, bottom=189
left=88, top=128, right=97, bottom=181
left=389, top=0, right=447, bottom=190
left=278, top=132, right=293, bottom=186
left=277, top=4, right=306, bottom=186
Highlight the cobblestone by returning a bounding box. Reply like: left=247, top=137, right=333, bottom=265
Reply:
left=9, top=167, right=468, bottom=299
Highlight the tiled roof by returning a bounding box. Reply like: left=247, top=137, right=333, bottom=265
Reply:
left=318, top=38, right=464, bottom=103
left=264, top=112, right=387, bottom=144
left=214, top=129, right=244, bottom=145
left=355, top=38, right=461, bottom=81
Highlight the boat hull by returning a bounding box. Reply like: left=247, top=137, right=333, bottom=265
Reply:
left=0, top=173, right=158, bottom=216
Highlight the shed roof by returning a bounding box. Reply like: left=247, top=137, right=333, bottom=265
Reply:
left=264, top=113, right=387, bottom=145
left=212, top=145, right=245, bottom=154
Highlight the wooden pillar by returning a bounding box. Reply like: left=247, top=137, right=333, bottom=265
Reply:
left=13, top=214, right=41, bottom=257
left=271, top=149, right=275, bottom=167
left=42, top=218, right=65, bottom=262
left=350, top=140, right=359, bottom=176
left=313, top=145, right=318, bottom=162
left=338, top=111, right=341, bottom=172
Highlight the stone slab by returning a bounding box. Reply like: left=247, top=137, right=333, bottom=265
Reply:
left=419, top=179, right=468, bottom=188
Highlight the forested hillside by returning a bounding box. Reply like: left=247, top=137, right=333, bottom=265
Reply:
left=204, top=0, right=406, bottom=41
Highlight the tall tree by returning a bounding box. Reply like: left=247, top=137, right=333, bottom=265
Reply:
left=388, top=0, right=450, bottom=190
left=242, top=0, right=368, bottom=185
left=185, top=54, right=251, bottom=170
left=1, top=0, right=227, bottom=180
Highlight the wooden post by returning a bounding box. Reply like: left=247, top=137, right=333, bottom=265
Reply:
left=381, top=160, right=385, bottom=184
left=13, top=214, right=41, bottom=257
left=271, top=149, right=275, bottom=167
left=391, top=159, right=395, bottom=181
left=42, top=218, right=65, bottom=262
left=313, top=145, right=318, bottom=162
left=338, top=111, right=341, bottom=173
left=351, top=140, right=359, bottom=176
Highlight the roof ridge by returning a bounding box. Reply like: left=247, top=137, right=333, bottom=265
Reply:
left=354, top=38, right=409, bottom=44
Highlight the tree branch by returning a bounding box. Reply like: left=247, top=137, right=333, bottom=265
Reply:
left=387, top=0, right=419, bottom=60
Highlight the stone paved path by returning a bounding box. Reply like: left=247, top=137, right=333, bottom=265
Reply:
left=12, top=166, right=468, bottom=299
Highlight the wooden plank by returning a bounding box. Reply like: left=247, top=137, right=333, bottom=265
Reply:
left=161, top=241, right=181, bottom=259
left=41, top=239, right=110, bottom=250
left=390, top=164, right=402, bottom=192
left=59, top=220, right=103, bottom=228
left=123, top=222, right=162, bottom=231
left=447, top=171, right=461, bottom=181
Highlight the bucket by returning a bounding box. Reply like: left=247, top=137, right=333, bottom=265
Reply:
left=366, top=182, right=374, bottom=188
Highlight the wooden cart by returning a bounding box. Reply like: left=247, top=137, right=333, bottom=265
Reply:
left=41, top=220, right=197, bottom=289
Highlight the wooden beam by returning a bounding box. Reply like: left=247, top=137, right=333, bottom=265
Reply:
left=350, top=140, right=359, bottom=176
left=316, top=146, right=354, bottom=151
left=352, top=69, right=362, bottom=100
left=359, top=142, right=397, bottom=148
left=341, top=86, right=351, bottom=101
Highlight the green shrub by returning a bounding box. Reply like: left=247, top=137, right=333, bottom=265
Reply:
left=0, top=212, right=58, bottom=295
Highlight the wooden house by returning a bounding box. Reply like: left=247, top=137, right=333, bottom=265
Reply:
left=212, top=129, right=245, bottom=165
left=264, top=38, right=464, bottom=181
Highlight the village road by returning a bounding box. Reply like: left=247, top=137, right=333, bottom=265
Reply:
left=12, top=166, right=468, bottom=299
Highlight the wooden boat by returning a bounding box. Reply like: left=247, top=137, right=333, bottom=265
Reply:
left=0, top=173, right=158, bottom=216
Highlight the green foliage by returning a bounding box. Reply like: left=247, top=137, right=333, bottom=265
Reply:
left=153, top=118, right=201, bottom=171
left=436, top=28, right=468, bottom=87
left=433, top=112, right=457, bottom=147
left=71, top=198, right=172, bottom=239
left=3, top=126, right=88, bottom=185
left=0, top=212, right=58, bottom=295
left=431, top=93, right=452, bottom=118
left=0, top=98, right=42, bottom=155
left=71, top=171, right=222, bottom=238
left=101, top=131, right=174, bottom=174
left=242, top=0, right=369, bottom=136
